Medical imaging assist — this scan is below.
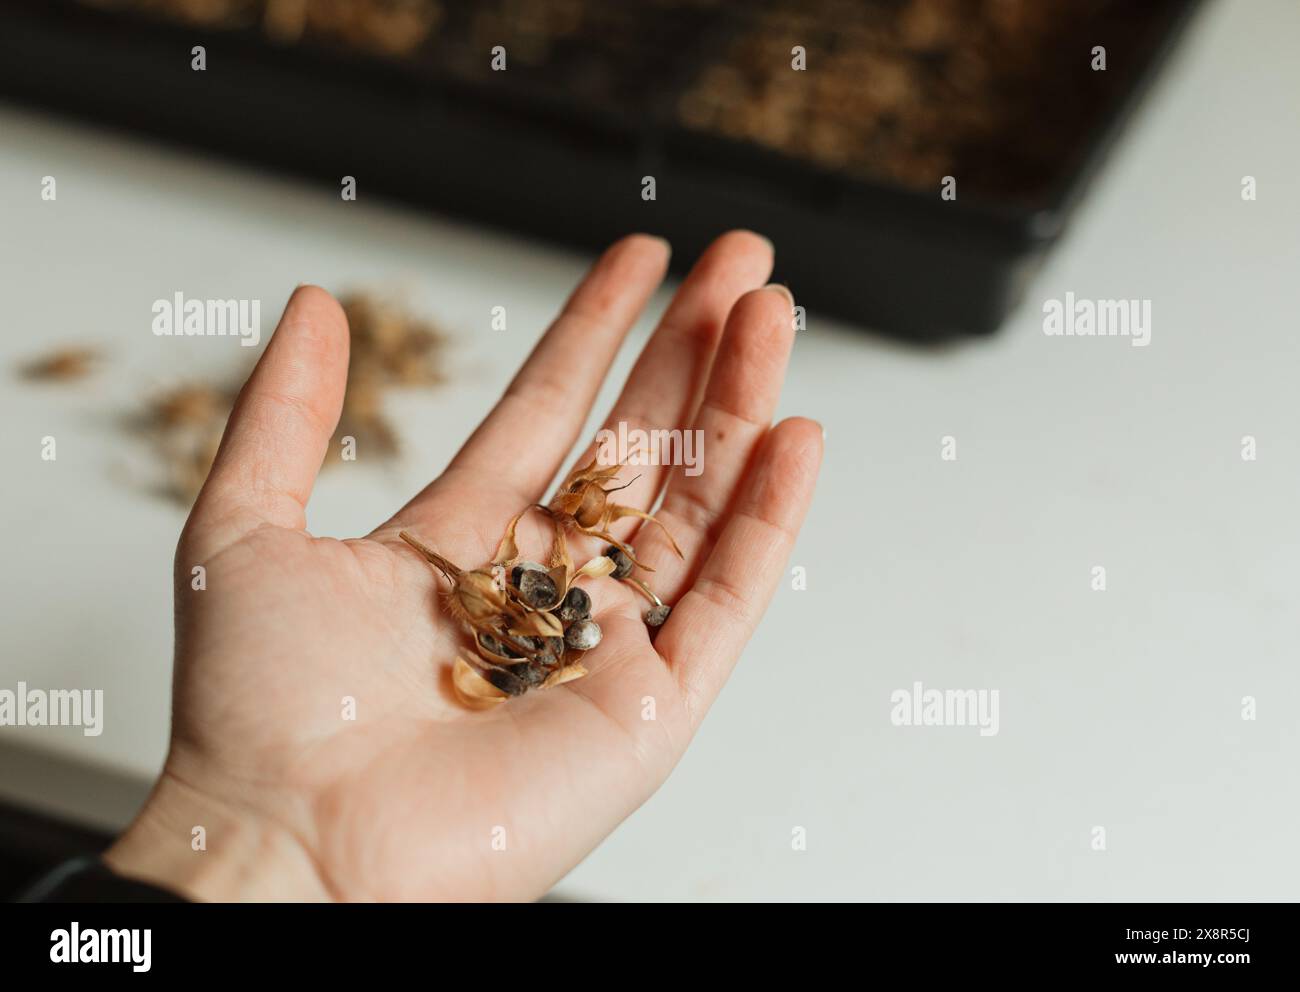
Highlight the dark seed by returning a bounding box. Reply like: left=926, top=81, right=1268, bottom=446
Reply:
left=556, top=586, right=592, bottom=623
left=643, top=604, right=671, bottom=628
left=510, top=561, right=547, bottom=587
left=538, top=635, right=565, bottom=664
left=565, top=618, right=602, bottom=651
left=516, top=662, right=549, bottom=688
left=479, top=632, right=523, bottom=659
left=605, top=545, right=634, bottom=580
left=516, top=569, right=558, bottom=609
left=510, top=633, right=544, bottom=653
left=484, top=665, right=528, bottom=697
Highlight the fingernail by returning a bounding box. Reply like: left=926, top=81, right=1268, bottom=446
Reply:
left=764, top=282, right=794, bottom=305
left=641, top=234, right=672, bottom=261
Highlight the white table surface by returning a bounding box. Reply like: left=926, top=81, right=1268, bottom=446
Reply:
left=2, top=0, right=1297, bottom=900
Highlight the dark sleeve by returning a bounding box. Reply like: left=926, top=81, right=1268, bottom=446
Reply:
left=15, top=856, right=187, bottom=903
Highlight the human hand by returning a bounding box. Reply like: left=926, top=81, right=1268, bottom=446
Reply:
left=104, top=231, right=823, bottom=901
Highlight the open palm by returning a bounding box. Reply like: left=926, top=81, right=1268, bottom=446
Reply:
left=106, top=231, right=822, bottom=902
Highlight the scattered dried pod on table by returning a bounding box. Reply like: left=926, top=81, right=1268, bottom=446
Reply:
left=115, top=290, right=448, bottom=505
left=150, top=383, right=232, bottom=427
left=135, top=383, right=237, bottom=504
left=328, top=293, right=449, bottom=464
left=18, top=346, right=101, bottom=382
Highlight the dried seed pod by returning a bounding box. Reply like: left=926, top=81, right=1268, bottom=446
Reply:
left=556, top=586, right=591, bottom=623
left=550, top=456, right=623, bottom=523
left=405, top=506, right=612, bottom=708
left=400, top=531, right=539, bottom=648
left=605, top=545, right=634, bottom=580
left=547, top=455, right=683, bottom=570
left=455, top=570, right=511, bottom=625
left=565, top=618, right=602, bottom=651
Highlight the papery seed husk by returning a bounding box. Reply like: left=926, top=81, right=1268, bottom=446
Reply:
left=607, top=504, right=684, bottom=559
left=494, top=511, right=526, bottom=566
left=456, top=570, right=510, bottom=624
left=542, top=663, right=588, bottom=689
left=574, top=555, right=615, bottom=581
left=549, top=517, right=573, bottom=574
left=543, top=563, right=568, bottom=605
left=581, top=528, right=651, bottom=570
left=509, top=609, right=564, bottom=639
left=478, top=632, right=525, bottom=664
left=570, top=456, right=622, bottom=486
left=452, top=657, right=507, bottom=709
left=478, top=631, right=508, bottom=656
left=565, top=618, right=602, bottom=651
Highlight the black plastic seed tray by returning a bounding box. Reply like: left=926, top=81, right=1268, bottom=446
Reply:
left=0, top=0, right=1204, bottom=338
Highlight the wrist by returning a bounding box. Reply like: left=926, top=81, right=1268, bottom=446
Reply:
left=104, top=767, right=336, bottom=902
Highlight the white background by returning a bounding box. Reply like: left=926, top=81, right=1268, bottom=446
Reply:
left=1, top=0, right=1297, bottom=899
